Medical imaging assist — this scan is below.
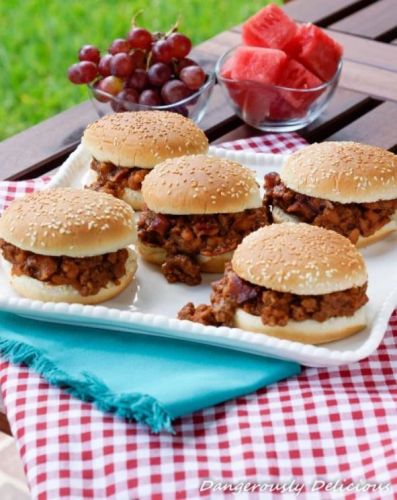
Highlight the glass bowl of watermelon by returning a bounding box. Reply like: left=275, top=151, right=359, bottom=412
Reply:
left=215, top=4, right=343, bottom=132
left=216, top=45, right=342, bottom=132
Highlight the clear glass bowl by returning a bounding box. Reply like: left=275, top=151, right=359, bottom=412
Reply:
left=88, top=71, right=215, bottom=124
left=215, top=45, right=342, bottom=132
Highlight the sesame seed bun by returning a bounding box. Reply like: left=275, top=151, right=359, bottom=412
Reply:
left=281, top=142, right=397, bottom=203
left=1, top=250, right=137, bottom=305
left=82, top=111, right=209, bottom=169
left=0, top=188, right=136, bottom=257
left=272, top=206, right=397, bottom=248
left=234, top=305, right=367, bottom=345
left=231, top=223, right=367, bottom=295
left=137, top=240, right=232, bottom=273
left=141, top=155, right=262, bottom=215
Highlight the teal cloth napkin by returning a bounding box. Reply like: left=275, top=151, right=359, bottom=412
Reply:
left=0, top=312, right=300, bottom=432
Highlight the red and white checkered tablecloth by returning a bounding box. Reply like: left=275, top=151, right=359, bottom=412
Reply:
left=1, top=134, right=397, bottom=500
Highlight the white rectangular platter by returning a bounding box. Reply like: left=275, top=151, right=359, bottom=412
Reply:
left=0, top=145, right=396, bottom=367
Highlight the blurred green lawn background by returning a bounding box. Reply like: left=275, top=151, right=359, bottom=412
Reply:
left=0, top=0, right=280, bottom=140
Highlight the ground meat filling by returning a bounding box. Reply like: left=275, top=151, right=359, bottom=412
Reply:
left=178, top=264, right=368, bottom=327
left=138, top=207, right=270, bottom=285
left=88, top=158, right=150, bottom=198
left=0, top=239, right=128, bottom=297
left=162, top=255, right=202, bottom=286
left=264, top=172, right=397, bottom=244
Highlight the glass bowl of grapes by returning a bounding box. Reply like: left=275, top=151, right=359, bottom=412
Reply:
left=68, top=22, right=215, bottom=124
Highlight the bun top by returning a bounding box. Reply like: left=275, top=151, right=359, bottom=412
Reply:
left=82, top=111, right=209, bottom=168
left=0, top=188, right=135, bottom=257
left=141, top=154, right=262, bottom=214
left=281, top=141, right=397, bottom=203
left=232, top=223, right=367, bottom=295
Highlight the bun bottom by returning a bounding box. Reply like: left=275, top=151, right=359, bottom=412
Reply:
left=86, top=170, right=145, bottom=210
left=122, top=188, right=145, bottom=211
left=234, top=306, right=367, bottom=344
left=272, top=206, right=397, bottom=247
left=1, top=250, right=137, bottom=305
left=137, top=240, right=232, bottom=273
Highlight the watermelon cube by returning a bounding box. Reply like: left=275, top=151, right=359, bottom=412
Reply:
left=269, top=95, right=301, bottom=120
left=278, top=58, right=323, bottom=110
left=220, top=57, right=235, bottom=79
left=242, top=4, right=298, bottom=50
left=231, top=46, right=287, bottom=85
left=284, top=24, right=343, bottom=81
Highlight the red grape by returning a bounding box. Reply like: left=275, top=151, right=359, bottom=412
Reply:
left=152, top=40, right=174, bottom=63
left=180, top=66, right=206, bottom=90
left=78, top=45, right=100, bottom=64
left=108, top=38, right=130, bottom=54
left=93, top=80, right=110, bottom=102
left=110, top=53, right=134, bottom=78
left=126, top=69, right=149, bottom=90
left=148, top=63, right=172, bottom=87
left=167, top=32, right=192, bottom=59
left=176, top=58, right=198, bottom=74
left=94, top=76, right=124, bottom=100
left=98, top=54, right=113, bottom=77
left=161, top=80, right=191, bottom=104
left=112, top=88, right=140, bottom=111
left=130, top=50, right=147, bottom=70
left=111, top=99, right=124, bottom=112
left=67, top=61, right=97, bottom=84
left=118, top=88, right=139, bottom=102
left=139, top=89, right=162, bottom=106
left=127, top=27, right=152, bottom=50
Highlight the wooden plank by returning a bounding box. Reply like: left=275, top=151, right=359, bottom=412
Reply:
left=327, top=30, right=397, bottom=71
left=283, top=0, right=377, bottom=26
left=330, top=0, right=397, bottom=40
left=325, top=102, right=397, bottom=149
left=301, top=90, right=379, bottom=142
left=212, top=124, right=257, bottom=145
left=339, top=60, right=397, bottom=102
left=0, top=101, right=99, bottom=181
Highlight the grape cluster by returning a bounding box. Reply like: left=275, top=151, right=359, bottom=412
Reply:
left=67, top=23, right=207, bottom=111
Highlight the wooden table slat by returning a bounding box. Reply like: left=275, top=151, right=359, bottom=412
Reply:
left=283, top=0, right=378, bottom=26
left=327, top=30, right=397, bottom=71
left=325, top=101, right=397, bottom=149
left=330, top=0, right=397, bottom=40
left=301, top=90, right=380, bottom=142
left=0, top=101, right=99, bottom=181
left=340, top=60, right=397, bottom=102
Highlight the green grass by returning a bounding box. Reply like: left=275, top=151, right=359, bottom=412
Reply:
left=0, top=0, right=280, bottom=140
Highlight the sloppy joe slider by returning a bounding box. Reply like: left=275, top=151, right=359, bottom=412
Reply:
left=0, top=188, right=137, bottom=304
left=138, top=155, right=270, bottom=285
left=82, top=111, right=209, bottom=210
left=264, top=142, right=397, bottom=246
left=179, top=223, right=368, bottom=344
